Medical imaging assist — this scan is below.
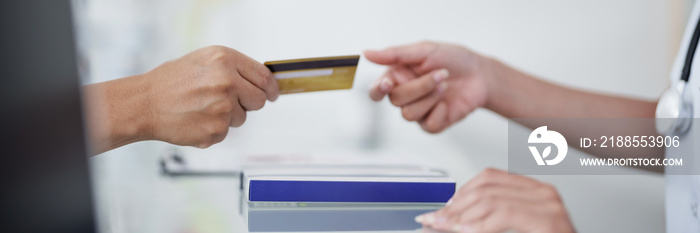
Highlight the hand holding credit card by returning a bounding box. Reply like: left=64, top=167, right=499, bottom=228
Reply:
left=265, top=55, right=359, bottom=94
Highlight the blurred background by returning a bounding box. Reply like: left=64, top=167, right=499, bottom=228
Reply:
left=73, top=0, right=695, bottom=232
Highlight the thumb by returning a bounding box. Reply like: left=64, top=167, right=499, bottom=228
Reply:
left=364, top=41, right=436, bottom=65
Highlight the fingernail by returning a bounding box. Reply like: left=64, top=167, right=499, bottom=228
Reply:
left=433, top=69, right=449, bottom=82
left=437, top=81, right=448, bottom=93
left=414, top=214, right=424, bottom=223
left=380, top=78, right=393, bottom=92
left=421, top=213, right=436, bottom=225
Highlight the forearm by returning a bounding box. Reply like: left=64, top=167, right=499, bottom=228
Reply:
left=83, top=75, right=152, bottom=155
left=485, top=58, right=656, bottom=119
left=484, top=58, right=663, bottom=172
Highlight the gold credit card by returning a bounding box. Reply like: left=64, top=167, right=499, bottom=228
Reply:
left=265, top=55, right=359, bottom=94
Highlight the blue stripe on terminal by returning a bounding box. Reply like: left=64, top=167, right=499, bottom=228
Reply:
left=249, top=180, right=455, bottom=203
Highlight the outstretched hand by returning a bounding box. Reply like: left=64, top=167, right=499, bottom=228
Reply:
left=365, top=41, right=492, bottom=133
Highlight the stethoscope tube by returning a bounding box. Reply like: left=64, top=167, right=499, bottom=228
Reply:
left=656, top=16, right=700, bottom=135
left=682, top=15, right=700, bottom=82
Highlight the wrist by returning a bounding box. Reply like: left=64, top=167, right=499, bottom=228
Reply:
left=101, top=74, right=153, bottom=150
left=481, top=56, right=506, bottom=112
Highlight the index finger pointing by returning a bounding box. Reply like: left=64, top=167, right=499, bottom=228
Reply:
left=364, top=41, right=438, bottom=66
